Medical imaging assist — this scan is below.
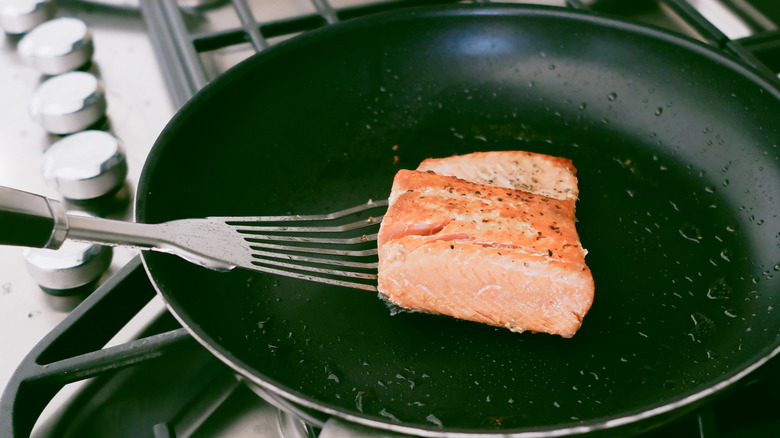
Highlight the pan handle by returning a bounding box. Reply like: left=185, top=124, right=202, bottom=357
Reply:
left=0, top=186, right=68, bottom=249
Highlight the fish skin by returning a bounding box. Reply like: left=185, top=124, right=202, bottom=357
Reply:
left=377, top=151, right=594, bottom=337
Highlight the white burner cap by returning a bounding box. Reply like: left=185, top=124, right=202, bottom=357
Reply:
left=42, top=130, right=128, bottom=201
left=0, top=0, right=54, bottom=35
left=23, top=210, right=113, bottom=294
left=18, top=17, right=94, bottom=75
left=29, top=71, right=107, bottom=134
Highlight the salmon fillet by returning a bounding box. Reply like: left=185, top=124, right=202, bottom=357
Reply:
left=417, top=150, right=579, bottom=201
left=377, top=151, right=594, bottom=338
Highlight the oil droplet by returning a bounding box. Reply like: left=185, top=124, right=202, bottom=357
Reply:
left=427, top=414, right=444, bottom=428
left=607, top=92, right=617, bottom=101
left=690, top=312, right=716, bottom=342
left=774, top=263, right=780, bottom=271
left=679, top=224, right=703, bottom=242
left=355, top=391, right=365, bottom=412
left=707, top=277, right=732, bottom=300
left=379, top=409, right=399, bottom=421
left=654, top=107, right=663, bottom=116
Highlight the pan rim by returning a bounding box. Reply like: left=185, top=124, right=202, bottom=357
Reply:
left=136, top=3, right=780, bottom=436
left=151, top=291, right=780, bottom=438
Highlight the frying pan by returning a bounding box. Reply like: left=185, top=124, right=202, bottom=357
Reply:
left=134, top=4, right=778, bottom=437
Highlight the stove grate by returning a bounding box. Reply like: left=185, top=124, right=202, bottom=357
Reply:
left=141, top=0, right=780, bottom=109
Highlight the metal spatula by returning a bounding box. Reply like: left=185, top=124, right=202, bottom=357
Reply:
left=0, top=186, right=387, bottom=291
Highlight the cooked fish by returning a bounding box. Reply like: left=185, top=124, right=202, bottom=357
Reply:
left=377, top=151, right=593, bottom=337
left=416, top=150, right=578, bottom=201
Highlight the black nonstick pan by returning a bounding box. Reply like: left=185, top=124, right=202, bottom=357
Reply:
left=132, top=4, right=780, bottom=437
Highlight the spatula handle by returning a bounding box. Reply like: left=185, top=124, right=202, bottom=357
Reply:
left=0, top=186, right=68, bottom=249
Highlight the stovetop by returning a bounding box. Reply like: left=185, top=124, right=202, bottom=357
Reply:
left=1, top=1, right=779, bottom=437
left=0, top=0, right=174, bottom=400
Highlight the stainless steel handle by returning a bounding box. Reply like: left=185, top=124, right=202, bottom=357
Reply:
left=0, top=185, right=167, bottom=252
left=65, top=214, right=166, bottom=251
left=0, top=186, right=68, bottom=249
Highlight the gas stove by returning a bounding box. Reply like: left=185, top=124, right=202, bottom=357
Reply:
left=1, top=1, right=779, bottom=437
left=0, top=0, right=173, bottom=412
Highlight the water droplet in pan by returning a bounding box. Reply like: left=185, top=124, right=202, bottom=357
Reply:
left=707, top=277, right=732, bottom=300
left=689, top=312, right=716, bottom=342
left=679, top=224, right=702, bottom=242
left=355, top=391, right=365, bottom=412
left=427, top=414, right=444, bottom=428
left=379, top=409, right=399, bottom=421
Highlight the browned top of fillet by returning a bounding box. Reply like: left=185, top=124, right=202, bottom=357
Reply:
left=379, top=170, right=585, bottom=266
left=417, top=150, right=578, bottom=201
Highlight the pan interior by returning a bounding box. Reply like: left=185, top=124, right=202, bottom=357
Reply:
left=137, top=6, right=780, bottom=434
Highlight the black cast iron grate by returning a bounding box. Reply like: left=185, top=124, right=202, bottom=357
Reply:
left=140, top=0, right=484, bottom=108
left=139, top=0, right=780, bottom=109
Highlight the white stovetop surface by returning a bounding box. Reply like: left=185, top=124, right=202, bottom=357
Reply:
left=0, top=3, right=174, bottom=397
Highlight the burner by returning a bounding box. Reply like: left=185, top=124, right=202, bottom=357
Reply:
left=2, top=258, right=315, bottom=438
